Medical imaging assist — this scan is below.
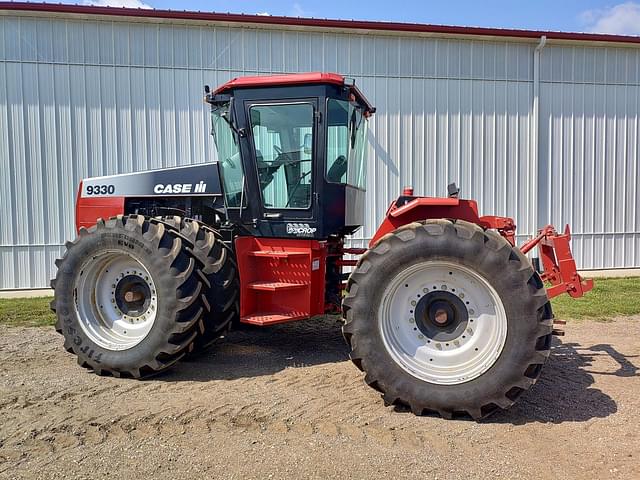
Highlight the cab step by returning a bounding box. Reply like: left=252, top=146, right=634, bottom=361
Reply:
left=248, top=250, right=309, bottom=259
left=248, top=281, right=309, bottom=291
left=240, top=311, right=307, bottom=326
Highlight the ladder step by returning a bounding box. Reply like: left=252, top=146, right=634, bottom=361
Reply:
left=241, top=311, right=307, bottom=326
left=248, top=281, right=309, bottom=291
left=248, top=250, right=308, bottom=259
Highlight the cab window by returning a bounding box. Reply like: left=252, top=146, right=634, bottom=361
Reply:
left=249, top=103, right=314, bottom=209
left=326, top=99, right=367, bottom=189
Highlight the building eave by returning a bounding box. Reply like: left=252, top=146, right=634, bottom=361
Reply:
left=2, top=2, right=640, bottom=48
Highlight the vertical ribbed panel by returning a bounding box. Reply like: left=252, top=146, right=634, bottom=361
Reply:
left=539, top=45, right=640, bottom=269
left=0, top=14, right=638, bottom=288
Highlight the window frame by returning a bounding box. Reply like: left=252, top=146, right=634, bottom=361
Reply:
left=246, top=100, right=317, bottom=212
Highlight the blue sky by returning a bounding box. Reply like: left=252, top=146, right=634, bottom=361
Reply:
left=57, top=1, right=640, bottom=35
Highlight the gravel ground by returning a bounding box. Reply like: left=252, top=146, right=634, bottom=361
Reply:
left=0, top=316, right=638, bottom=479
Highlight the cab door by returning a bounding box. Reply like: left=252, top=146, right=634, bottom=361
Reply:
left=244, top=99, right=321, bottom=238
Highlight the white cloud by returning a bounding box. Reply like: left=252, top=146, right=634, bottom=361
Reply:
left=83, top=0, right=152, bottom=9
left=256, top=12, right=271, bottom=16
left=291, top=3, right=312, bottom=18
left=581, top=2, right=640, bottom=35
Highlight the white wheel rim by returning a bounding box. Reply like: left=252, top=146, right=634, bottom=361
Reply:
left=74, top=251, right=158, bottom=351
left=378, top=261, right=507, bottom=385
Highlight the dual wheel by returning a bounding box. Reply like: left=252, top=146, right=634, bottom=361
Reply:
left=51, top=215, right=238, bottom=378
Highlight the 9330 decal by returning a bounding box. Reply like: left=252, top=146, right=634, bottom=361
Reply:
left=85, top=184, right=115, bottom=195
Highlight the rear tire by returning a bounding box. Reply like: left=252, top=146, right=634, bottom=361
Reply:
left=159, top=217, right=239, bottom=352
left=51, top=215, right=206, bottom=378
left=342, top=219, right=553, bottom=419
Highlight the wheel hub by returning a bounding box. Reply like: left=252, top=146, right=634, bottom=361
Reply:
left=414, top=290, right=469, bottom=341
left=114, top=274, right=151, bottom=318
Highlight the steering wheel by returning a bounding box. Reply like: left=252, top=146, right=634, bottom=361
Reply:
left=273, top=145, right=297, bottom=166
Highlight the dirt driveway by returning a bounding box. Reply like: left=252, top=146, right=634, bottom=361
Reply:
left=0, top=316, right=638, bottom=479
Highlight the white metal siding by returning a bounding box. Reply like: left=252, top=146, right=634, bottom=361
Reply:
left=0, top=14, right=639, bottom=288
left=539, top=45, right=640, bottom=269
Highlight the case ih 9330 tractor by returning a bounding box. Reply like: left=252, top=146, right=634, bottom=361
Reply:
left=51, top=72, right=593, bottom=419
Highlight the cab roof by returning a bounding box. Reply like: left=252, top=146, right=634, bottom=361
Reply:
left=214, top=72, right=375, bottom=114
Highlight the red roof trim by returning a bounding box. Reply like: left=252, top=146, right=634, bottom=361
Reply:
left=214, top=72, right=375, bottom=112
left=214, top=72, right=345, bottom=94
left=2, top=2, right=640, bottom=45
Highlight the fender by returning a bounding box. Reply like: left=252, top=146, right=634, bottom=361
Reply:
left=370, top=192, right=518, bottom=247
left=370, top=195, right=481, bottom=247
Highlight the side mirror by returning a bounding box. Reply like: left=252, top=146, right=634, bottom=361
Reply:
left=303, top=133, right=313, bottom=155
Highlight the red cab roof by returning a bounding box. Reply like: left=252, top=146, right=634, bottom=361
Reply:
left=214, top=72, right=375, bottom=112
left=214, top=72, right=346, bottom=93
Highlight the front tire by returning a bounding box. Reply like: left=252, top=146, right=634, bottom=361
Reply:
left=342, top=219, right=553, bottom=419
left=51, top=215, right=206, bottom=378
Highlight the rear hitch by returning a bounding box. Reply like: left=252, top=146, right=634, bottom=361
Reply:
left=520, top=224, right=594, bottom=300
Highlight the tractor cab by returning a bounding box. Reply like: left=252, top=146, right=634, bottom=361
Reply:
left=206, top=73, right=375, bottom=239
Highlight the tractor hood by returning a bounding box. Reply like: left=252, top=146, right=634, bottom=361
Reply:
left=79, top=163, right=222, bottom=198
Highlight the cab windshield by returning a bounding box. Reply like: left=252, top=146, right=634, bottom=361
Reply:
left=211, top=103, right=244, bottom=208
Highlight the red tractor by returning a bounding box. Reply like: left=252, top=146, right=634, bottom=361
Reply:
left=51, top=73, right=592, bottom=419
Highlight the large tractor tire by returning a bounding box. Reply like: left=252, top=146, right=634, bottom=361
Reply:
left=50, top=215, right=207, bottom=378
left=342, top=219, right=553, bottom=419
left=159, top=217, right=239, bottom=351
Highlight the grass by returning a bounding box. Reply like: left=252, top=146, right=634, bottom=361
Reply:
left=550, top=276, right=640, bottom=320
left=0, top=277, right=639, bottom=328
left=0, top=297, right=56, bottom=327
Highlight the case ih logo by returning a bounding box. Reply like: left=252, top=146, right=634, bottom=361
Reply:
left=286, top=223, right=317, bottom=236
left=153, top=181, right=207, bottom=194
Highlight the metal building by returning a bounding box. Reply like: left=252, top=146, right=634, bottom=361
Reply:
left=1, top=3, right=639, bottom=290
